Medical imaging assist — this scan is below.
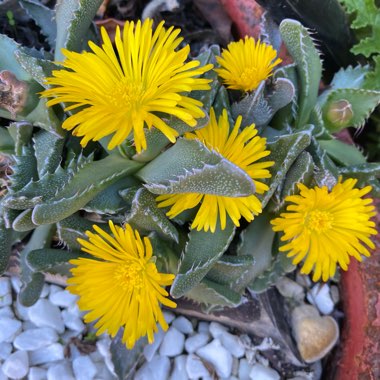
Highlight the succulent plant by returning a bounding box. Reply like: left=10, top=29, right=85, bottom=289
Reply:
left=0, top=1, right=379, bottom=352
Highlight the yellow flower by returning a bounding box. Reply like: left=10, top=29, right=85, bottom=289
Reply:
left=157, top=108, right=274, bottom=232
left=271, top=179, right=377, bottom=282
left=41, top=19, right=213, bottom=153
left=214, top=36, right=282, bottom=92
left=66, top=221, right=176, bottom=349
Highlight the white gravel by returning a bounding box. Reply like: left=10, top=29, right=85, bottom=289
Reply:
left=0, top=275, right=323, bottom=379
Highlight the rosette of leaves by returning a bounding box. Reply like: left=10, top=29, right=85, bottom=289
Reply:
left=0, top=1, right=379, bottom=350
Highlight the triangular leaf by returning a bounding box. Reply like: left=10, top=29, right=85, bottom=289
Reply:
left=170, top=220, right=235, bottom=298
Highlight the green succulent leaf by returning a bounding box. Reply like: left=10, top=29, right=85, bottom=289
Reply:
left=125, top=188, right=179, bottom=242
left=212, top=85, right=230, bottom=117
left=267, top=77, right=295, bottom=114
left=236, top=211, right=275, bottom=291
left=14, top=47, right=57, bottom=87
left=273, top=151, right=314, bottom=212
left=321, top=88, right=380, bottom=131
left=308, top=138, right=339, bottom=188
left=185, top=278, right=242, bottom=310
left=19, top=224, right=54, bottom=306
left=32, top=155, right=143, bottom=225
left=231, top=81, right=273, bottom=127
left=133, top=114, right=209, bottom=163
left=19, top=0, right=56, bottom=47
left=330, top=65, right=370, bottom=90
left=260, top=128, right=312, bottom=208
left=140, top=139, right=255, bottom=196
left=170, top=220, right=235, bottom=298
left=55, top=0, right=103, bottom=60
left=84, top=177, right=137, bottom=214
left=206, top=255, right=255, bottom=288
left=339, top=163, right=380, bottom=187
left=4, top=166, right=70, bottom=210
left=33, top=130, right=65, bottom=177
left=0, top=127, right=14, bottom=153
left=279, top=19, right=322, bottom=128
left=12, top=209, right=38, bottom=232
left=24, top=98, right=65, bottom=137
left=57, top=214, right=109, bottom=251
left=8, top=122, right=33, bottom=155
left=0, top=33, right=32, bottom=81
left=319, top=139, right=367, bottom=166
left=0, top=216, right=12, bottom=274
left=191, top=45, right=221, bottom=110
left=26, top=248, right=85, bottom=272
left=248, top=248, right=295, bottom=294
left=8, top=152, right=38, bottom=193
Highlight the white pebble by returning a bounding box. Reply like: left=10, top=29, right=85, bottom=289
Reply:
left=209, top=322, right=228, bottom=339
left=0, top=306, right=14, bottom=319
left=185, top=333, right=209, bottom=354
left=15, top=299, right=30, bottom=320
left=197, top=321, right=209, bottom=334
left=14, top=327, right=58, bottom=350
left=29, top=343, right=64, bottom=365
left=186, top=354, right=210, bottom=379
left=275, top=277, right=305, bottom=300
left=249, top=363, right=280, bottom=380
left=143, top=327, right=165, bottom=361
left=170, top=355, right=188, bottom=380
left=0, top=318, right=22, bottom=343
left=1, top=350, right=29, bottom=379
left=163, top=311, right=175, bottom=324
left=135, top=355, right=171, bottom=380
left=96, top=338, right=115, bottom=376
left=49, top=289, right=78, bottom=308
left=27, top=299, right=65, bottom=333
left=220, top=332, right=245, bottom=358
left=0, top=342, right=12, bottom=360
left=0, top=278, right=11, bottom=297
left=73, top=356, right=98, bottom=380
left=307, top=284, right=335, bottom=315
left=239, top=359, right=252, bottom=380
left=40, top=284, right=50, bottom=298
left=61, top=309, right=86, bottom=332
left=159, top=327, right=185, bottom=357
left=61, top=329, right=80, bottom=344
left=29, top=367, right=48, bottom=380
left=49, top=284, right=62, bottom=295
left=172, top=316, right=194, bottom=334
left=23, top=320, right=37, bottom=330
left=67, top=303, right=85, bottom=318
left=10, top=276, right=21, bottom=293
left=196, top=339, right=233, bottom=378
left=0, top=294, right=11, bottom=307
left=48, top=361, right=75, bottom=380
left=93, top=362, right=116, bottom=380
left=96, top=337, right=111, bottom=359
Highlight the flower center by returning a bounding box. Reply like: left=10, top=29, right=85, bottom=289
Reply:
left=107, top=79, right=144, bottom=111
left=239, top=67, right=258, bottom=89
left=305, top=210, right=334, bottom=233
left=114, top=261, right=144, bottom=292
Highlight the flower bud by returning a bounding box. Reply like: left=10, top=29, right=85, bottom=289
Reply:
left=325, top=99, right=354, bottom=129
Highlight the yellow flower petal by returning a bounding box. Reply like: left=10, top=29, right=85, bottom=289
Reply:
left=66, top=221, right=176, bottom=349
left=271, top=178, right=376, bottom=281
left=157, top=108, right=274, bottom=232
left=41, top=19, right=213, bottom=153
left=214, top=36, right=282, bottom=92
